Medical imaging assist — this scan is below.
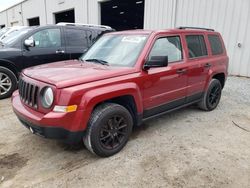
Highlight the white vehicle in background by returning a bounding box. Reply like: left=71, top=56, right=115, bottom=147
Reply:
left=0, top=26, right=28, bottom=41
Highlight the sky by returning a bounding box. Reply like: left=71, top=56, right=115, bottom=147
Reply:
left=0, top=0, right=23, bottom=12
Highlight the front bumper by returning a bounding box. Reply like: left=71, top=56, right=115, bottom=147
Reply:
left=12, top=91, right=85, bottom=144
left=17, top=116, right=84, bottom=144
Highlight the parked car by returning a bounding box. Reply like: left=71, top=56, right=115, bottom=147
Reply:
left=12, top=27, right=229, bottom=157
left=0, top=27, right=10, bottom=38
left=0, top=26, right=28, bottom=41
left=0, top=23, right=113, bottom=99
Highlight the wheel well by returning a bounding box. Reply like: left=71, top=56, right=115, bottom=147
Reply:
left=0, top=63, right=19, bottom=80
left=94, top=95, right=139, bottom=126
left=213, top=73, right=225, bottom=88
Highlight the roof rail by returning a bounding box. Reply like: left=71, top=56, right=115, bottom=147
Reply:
left=56, top=22, right=112, bottom=29
left=177, top=26, right=215, bottom=31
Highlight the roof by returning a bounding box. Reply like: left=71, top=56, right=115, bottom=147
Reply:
left=105, top=27, right=217, bottom=36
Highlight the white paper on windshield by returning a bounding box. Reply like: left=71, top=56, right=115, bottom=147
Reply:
left=122, top=36, right=146, bottom=43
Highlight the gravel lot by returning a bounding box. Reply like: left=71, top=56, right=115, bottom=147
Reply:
left=0, top=76, right=250, bottom=188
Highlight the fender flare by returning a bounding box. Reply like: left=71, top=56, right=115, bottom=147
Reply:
left=80, top=82, right=143, bottom=113
left=205, top=69, right=226, bottom=90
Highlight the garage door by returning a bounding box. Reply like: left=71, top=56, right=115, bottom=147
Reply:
left=100, top=0, right=145, bottom=31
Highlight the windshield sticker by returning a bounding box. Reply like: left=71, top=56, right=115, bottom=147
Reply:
left=122, top=36, right=146, bottom=43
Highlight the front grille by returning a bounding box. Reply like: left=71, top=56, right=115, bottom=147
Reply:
left=19, top=78, right=39, bottom=109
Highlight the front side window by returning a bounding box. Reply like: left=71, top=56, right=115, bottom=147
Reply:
left=148, top=36, right=183, bottom=63
left=28, top=28, right=61, bottom=48
left=186, top=35, right=207, bottom=58
left=65, top=28, right=88, bottom=48
left=81, top=34, right=148, bottom=67
left=208, top=35, right=223, bottom=55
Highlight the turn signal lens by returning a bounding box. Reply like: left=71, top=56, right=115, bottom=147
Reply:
left=53, top=105, right=77, bottom=113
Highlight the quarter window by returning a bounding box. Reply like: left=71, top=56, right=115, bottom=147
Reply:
left=148, top=36, right=183, bottom=63
left=186, top=35, right=207, bottom=58
left=28, top=29, right=61, bottom=48
left=208, top=35, right=223, bottom=55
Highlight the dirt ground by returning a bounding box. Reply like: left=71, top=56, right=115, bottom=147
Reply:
left=0, top=76, right=250, bottom=188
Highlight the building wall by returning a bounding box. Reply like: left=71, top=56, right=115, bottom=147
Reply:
left=0, top=12, right=8, bottom=26
left=144, top=0, right=176, bottom=29
left=45, top=0, right=87, bottom=24
left=144, top=0, right=250, bottom=77
left=22, top=0, right=47, bottom=25
left=87, top=0, right=100, bottom=25
left=0, top=0, right=249, bottom=76
left=6, top=4, right=22, bottom=26
left=0, top=0, right=100, bottom=26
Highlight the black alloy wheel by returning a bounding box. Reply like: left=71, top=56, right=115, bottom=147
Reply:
left=84, top=103, right=133, bottom=157
left=198, top=79, right=222, bottom=111
left=208, top=83, right=221, bottom=108
left=99, top=115, right=128, bottom=150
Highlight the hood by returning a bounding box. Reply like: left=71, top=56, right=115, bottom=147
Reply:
left=23, top=60, right=137, bottom=88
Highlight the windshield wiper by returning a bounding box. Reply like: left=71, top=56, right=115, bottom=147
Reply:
left=85, top=59, right=109, bottom=66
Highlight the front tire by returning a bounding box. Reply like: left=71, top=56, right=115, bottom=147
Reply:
left=83, top=103, right=133, bottom=157
left=198, top=79, right=222, bottom=111
left=0, top=67, right=17, bottom=99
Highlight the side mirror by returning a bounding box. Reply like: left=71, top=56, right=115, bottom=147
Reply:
left=24, top=39, right=35, bottom=48
left=144, top=56, right=168, bottom=70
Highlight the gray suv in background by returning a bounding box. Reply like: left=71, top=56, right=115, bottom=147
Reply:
left=0, top=23, right=114, bottom=99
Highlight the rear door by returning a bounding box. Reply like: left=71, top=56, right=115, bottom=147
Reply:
left=22, top=27, right=67, bottom=68
left=184, top=34, right=210, bottom=102
left=64, top=27, right=90, bottom=59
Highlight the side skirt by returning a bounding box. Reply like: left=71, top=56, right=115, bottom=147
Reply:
left=140, top=92, right=204, bottom=122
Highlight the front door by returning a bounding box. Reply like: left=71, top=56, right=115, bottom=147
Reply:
left=142, top=35, right=188, bottom=118
left=22, top=28, right=67, bottom=69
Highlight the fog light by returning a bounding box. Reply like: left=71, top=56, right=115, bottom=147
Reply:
left=53, top=105, right=77, bottom=113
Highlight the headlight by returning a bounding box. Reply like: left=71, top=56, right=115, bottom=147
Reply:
left=41, top=87, right=54, bottom=108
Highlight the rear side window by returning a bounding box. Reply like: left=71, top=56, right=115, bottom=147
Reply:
left=149, top=36, right=183, bottom=63
left=186, top=35, right=207, bottom=58
left=86, top=30, right=100, bottom=45
left=65, top=28, right=88, bottom=48
left=208, top=35, right=223, bottom=55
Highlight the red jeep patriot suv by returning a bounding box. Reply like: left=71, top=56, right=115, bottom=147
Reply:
left=12, top=27, right=229, bottom=157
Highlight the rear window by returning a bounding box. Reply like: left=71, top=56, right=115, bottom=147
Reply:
left=65, top=28, right=88, bottom=48
left=186, top=35, right=208, bottom=58
left=208, top=35, right=223, bottom=55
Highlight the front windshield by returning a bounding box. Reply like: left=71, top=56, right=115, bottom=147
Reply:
left=81, top=34, right=148, bottom=67
left=1, top=28, right=33, bottom=45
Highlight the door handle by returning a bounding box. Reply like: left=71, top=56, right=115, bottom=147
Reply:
left=176, top=69, right=187, bottom=74
left=204, top=63, right=211, bottom=68
left=56, top=50, right=65, bottom=54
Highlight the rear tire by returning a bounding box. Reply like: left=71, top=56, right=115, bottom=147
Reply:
left=0, top=67, right=17, bottom=99
left=198, top=79, right=222, bottom=111
left=83, top=103, right=133, bottom=157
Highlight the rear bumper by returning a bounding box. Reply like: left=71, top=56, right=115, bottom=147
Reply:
left=12, top=91, right=85, bottom=143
